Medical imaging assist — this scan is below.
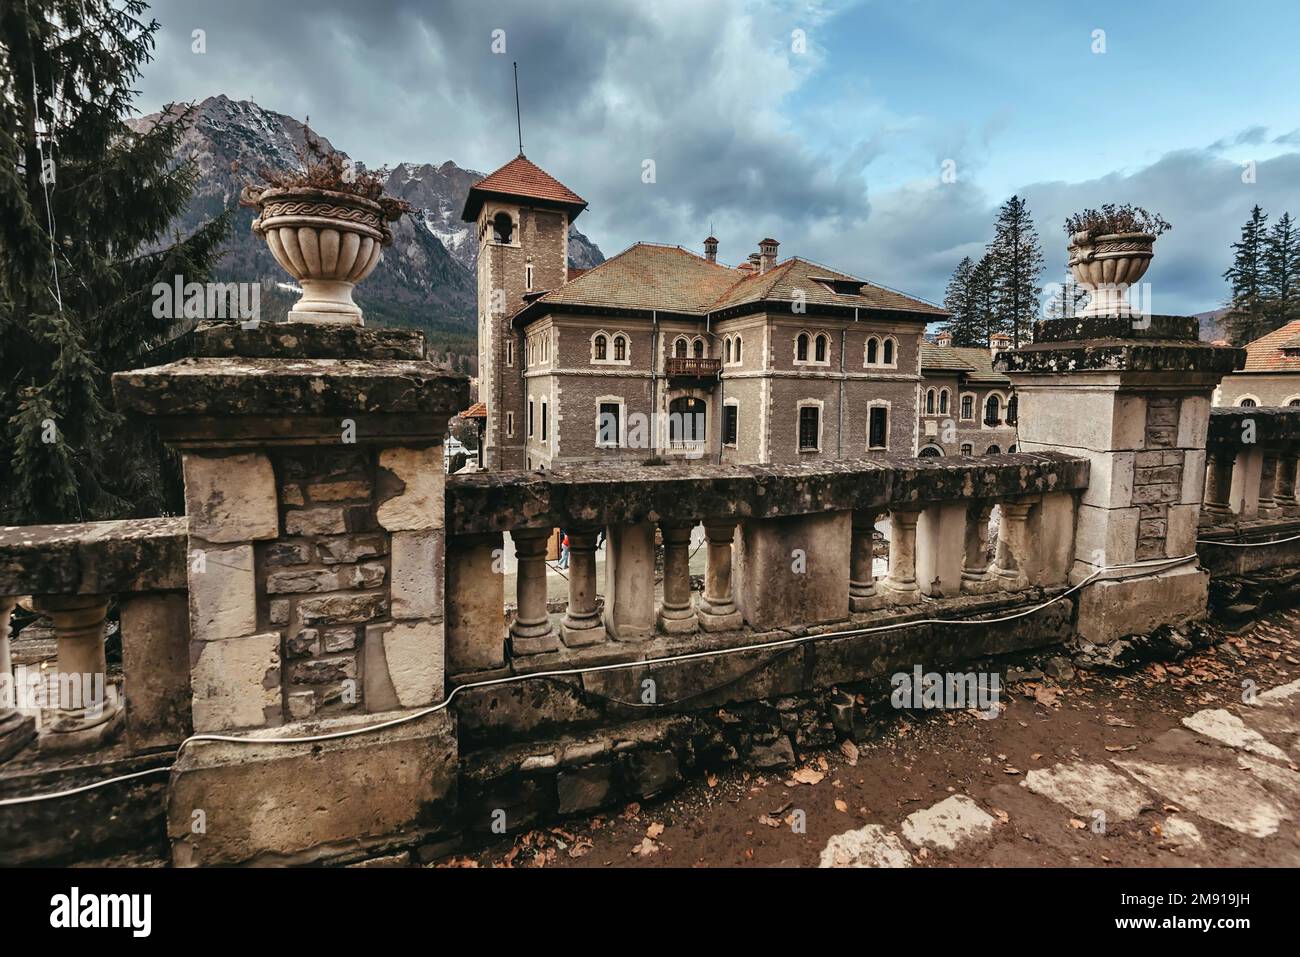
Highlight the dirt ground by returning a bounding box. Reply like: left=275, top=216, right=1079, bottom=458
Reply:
left=445, top=608, right=1300, bottom=868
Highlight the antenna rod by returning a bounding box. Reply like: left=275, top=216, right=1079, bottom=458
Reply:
left=513, top=61, right=523, bottom=155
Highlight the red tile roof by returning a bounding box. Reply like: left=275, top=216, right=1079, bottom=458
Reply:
left=460, top=401, right=488, bottom=419
left=1241, top=319, right=1300, bottom=372
left=461, top=154, right=587, bottom=222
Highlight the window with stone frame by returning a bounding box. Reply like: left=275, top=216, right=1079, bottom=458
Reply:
left=925, top=389, right=936, bottom=415
left=961, top=394, right=974, bottom=420
left=939, top=389, right=949, bottom=415
left=528, top=400, right=534, bottom=437
left=593, top=334, right=607, bottom=361
left=541, top=401, right=548, bottom=441
left=961, top=443, right=973, bottom=456
left=868, top=405, right=888, bottom=450
left=614, top=335, right=627, bottom=361
left=883, top=338, right=895, bottom=365
left=1006, top=394, right=1018, bottom=425
left=597, top=402, right=622, bottom=447
left=723, top=404, right=739, bottom=447
left=798, top=405, right=819, bottom=451
left=492, top=211, right=513, bottom=243
left=984, top=394, right=1001, bottom=425
left=815, top=333, right=828, bottom=362
left=866, top=337, right=879, bottom=364
left=796, top=333, right=810, bottom=362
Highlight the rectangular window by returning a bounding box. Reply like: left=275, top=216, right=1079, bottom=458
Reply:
left=528, top=400, right=534, bottom=438
left=960, top=395, right=973, bottom=420
left=506, top=338, right=513, bottom=367
left=541, top=401, right=548, bottom=442
left=723, top=405, right=739, bottom=447
left=798, top=406, right=819, bottom=451
left=525, top=263, right=534, bottom=291
left=506, top=411, right=514, bottom=438
left=868, top=406, right=888, bottom=449
left=960, top=443, right=973, bottom=456
left=598, top=403, right=621, bottom=447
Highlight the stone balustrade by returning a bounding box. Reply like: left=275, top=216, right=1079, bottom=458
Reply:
left=0, top=517, right=189, bottom=757
left=443, top=452, right=1090, bottom=678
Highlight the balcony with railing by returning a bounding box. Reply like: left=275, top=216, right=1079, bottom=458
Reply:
left=664, top=356, right=722, bottom=379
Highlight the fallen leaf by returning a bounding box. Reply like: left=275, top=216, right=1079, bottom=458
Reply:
left=791, top=767, right=825, bottom=786
left=758, top=814, right=782, bottom=828
left=1104, top=715, right=1135, bottom=728
left=834, top=799, right=849, bottom=813
left=706, top=774, right=718, bottom=788
left=840, top=740, right=860, bottom=766
left=646, top=822, right=665, bottom=839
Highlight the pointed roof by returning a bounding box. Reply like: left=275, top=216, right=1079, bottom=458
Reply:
left=1240, top=319, right=1300, bottom=372
left=461, top=154, right=587, bottom=222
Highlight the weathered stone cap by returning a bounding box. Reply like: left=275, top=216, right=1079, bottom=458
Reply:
left=1030, top=314, right=1201, bottom=343
left=142, top=321, right=427, bottom=364
left=0, top=517, right=187, bottom=596
left=994, top=316, right=1244, bottom=376
left=113, top=357, right=467, bottom=419
left=447, top=452, right=1089, bottom=535
left=1208, top=406, right=1300, bottom=447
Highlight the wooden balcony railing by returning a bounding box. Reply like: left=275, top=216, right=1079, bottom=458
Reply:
left=665, top=356, right=721, bottom=378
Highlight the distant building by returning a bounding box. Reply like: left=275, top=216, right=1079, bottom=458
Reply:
left=916, top=331, right=1019, bottom=457
left=1214, top=319, right=1300, bottom=408
left=463, top=153, right=946, bottom=470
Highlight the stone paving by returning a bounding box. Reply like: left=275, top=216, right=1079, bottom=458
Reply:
left=819, top=677, right=1300, bottom=866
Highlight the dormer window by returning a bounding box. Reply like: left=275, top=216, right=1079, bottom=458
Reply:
left=492, top=211, right=514, bottom=244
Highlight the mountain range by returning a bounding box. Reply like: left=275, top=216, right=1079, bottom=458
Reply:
left=128, top=95, right=604, bottom=365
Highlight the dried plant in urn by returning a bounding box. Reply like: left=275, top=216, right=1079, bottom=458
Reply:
left=239, top=126, right=412, bottom=325
left=1064, top=204, right=1172, bottom=318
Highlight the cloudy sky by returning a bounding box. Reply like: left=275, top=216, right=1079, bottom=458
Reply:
left=136, top=0, right=1300, bottom=315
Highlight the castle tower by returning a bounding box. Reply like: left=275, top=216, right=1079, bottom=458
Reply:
left=461, top=155, right=587, bottom=470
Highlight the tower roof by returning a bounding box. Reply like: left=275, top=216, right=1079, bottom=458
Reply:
left=461, top=154, right=588, bottom=222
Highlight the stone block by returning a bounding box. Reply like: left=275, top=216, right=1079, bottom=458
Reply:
left=1181, top=449, right=1207, bottom=505
left=377, top=446, right=443, bottom=531
left=557, top=763, right=614, bottom=814
left=1177, top=394, right=1211, bottom=448
left=284, top=507, right=347, bottom=537
left=1166, top=503, right=1200, bottom=558
left=297, top=592, right=388, bottom=625
left=266, top=567, right=346, bottom=594
left=603, top=521, right=657, bottom=641
left=368, top=619, right=445, bottom=707
left=1031, top=492, right=1076, bottom=586
left=308, top=480, right=372, bottom=502
left=1071, top=504, right=1138, bottom=569
left=167, top=710, right=457, bottom=866
left=183, top=452, right=278, bottom=543
left=445, top=533, right=505, bottom=674
left=187, top=542, right=256, bottom=641
left=265, top=542, right=312, bottom=566
left=916, top=502, right=966, bottom=597
left=318, top=534, right=387, bottom=564
left=190, top=631, right=281, bottom=732
left=391, top=529, right=443, bottom=621
left=1074, top=564, right=1208, bottom=645
left=1077, top=450, right=1134, bottom=510
left=735, top=511, right=850, bottom=630
left=324, top=627, right=357, bottom=652
left=119, top=592, right=192, bottom=752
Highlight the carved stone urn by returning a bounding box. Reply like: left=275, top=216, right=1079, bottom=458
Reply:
left=1067, top=230, right=1155, bottom=318
left=241, top=185, right=394, bottom=325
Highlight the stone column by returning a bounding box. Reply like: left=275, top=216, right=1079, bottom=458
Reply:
left=510, top=529, right=559, bottom=655
left=656, top=522, right=699, bottom=634
left=446, top=532, right=506, bottom=674
left=30, top=594, right=120, bottom=751
left=1201, top=449, right=1237, bottom=521
left=998, top=312, right=1242, bottom=643
left=604, top=522, right=657, bottom=641
left=697, top=521, right=743, bottom=631
left=1277, top=453, right=1300, bottom=518
left=561, top=528, right=607, bottom=646
left=878, top=508, right=921, bottom=605
left=990, top=500, right=1033, bottom=592
left=849, top=510, right=883, bottom=612
left=916, top=501, right=967, bottom=597
left=960, top=502, right=999, bottom=594
left=0, top=597, right=36, bottom=763
left=1258, top=452, right=1281, bottom=518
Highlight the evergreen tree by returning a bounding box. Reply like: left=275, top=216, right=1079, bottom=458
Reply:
left=1044, top=270, right=1091, bottom=319
left=987, top=195, right=1044, bottom=346
left=1223, top=205, right=1270, bottom=345
left=969, top=252, right=998, bottom=347
left=940, top=255, right=983, bottom=346
left=1264, top=211, right=1299, bottom=327
left=0, top=0, right=229, bottom=524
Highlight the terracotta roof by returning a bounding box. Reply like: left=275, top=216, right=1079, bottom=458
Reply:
left=1241, top=320, right=1300, bottom=372
left=514, top=244, right=945, bottom=323
left=920, top=341, right=976, bottom=373
left=566, top=267, right=589, bottom=282
left=920, top=342, right=1009, bottom=385
left=461, top=154, right=587, bottom=221
left=460, top=402, right=487, bottom=419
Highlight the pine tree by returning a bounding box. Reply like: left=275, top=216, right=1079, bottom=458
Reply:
left=1044, top=271, right=1091, bottom=319
left=1223, top=205, right=1270, bottom=346
left=0, top=0, right=229, bottom=525
left=970, top=252, right=998, bottom=347
left=1264, top=211, right=1299, bottom=327
left=941, top=256, right=983, bottom=346
left=987, top=195, right=1044, bottom=346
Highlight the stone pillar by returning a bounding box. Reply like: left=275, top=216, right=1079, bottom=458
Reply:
left=604, top=522, right=657, bottom=641
left=961, top=502, right=999, bottom=594
left=916, top=501, right=966, bottom=597
left=561, top=528, right=606, bottom=646
left=30, top=594, right=121, bottom=751
left=1258, top=452, right=1281, bottom=518
left=733, top=512, right=850, bottom=630
left=0, top=597, right=36, bottom=763
left=990, top=500, right=1033, bottom=592
left=1277, top=453, right=1300, bottom=518
left=446, top=532, right=506, bottom=674
left=697, top=521, right=743, bottom=631
left=510, top=529, right=559, bottom=655
left=849, top=510, right=883, bottom=612
left=1201, top=449, right=1237, bottom=521
left=113, top=320, right=466, bottom=866
left=656, top=522, right=698, bottom=635
left=997, top=313, right=1242, bottom=643
left=878, top=508, right=922, bottom=605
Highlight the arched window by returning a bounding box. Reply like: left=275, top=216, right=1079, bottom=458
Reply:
left=669, top=396, right=707, bottom=447
left=984, top=395, right=1001, bottom=426
left=986, top=445, right=1001, bottom=455
left=614, top=336, right=627, bottom=361
left=866, top=337, right=879, bottom=364
left=883, top=338, right=895, bottom=365
left=725, top=338, right=732, bottom=363
left=815, top=334, right=828, bottom=362
left=492, top=211, right=513, bottom=244
left=918, top=445, right=944, bottom=458
left=674, top=337, right=688, bottom=358
left=939, top=389, right=949, bottom=415
left=1290, top=398, right=1300, bottom=408
left=693, top=338, right=704, bottom=358
left=925, top=389, right=936, bottom=415
left=1006, top=395, right=1018, bottom=425
left=1008, top=444, right=1017, bottom=453
left=593, top=334, right=607, bottom=361
left=1238, top=397, right=1258, bottom=408
left=735, top=335, right=742, bottom=363
left=796, top=333, right=810, bottom=362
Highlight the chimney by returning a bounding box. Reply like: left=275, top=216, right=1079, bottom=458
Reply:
left=989, top=331, right=1013, bottom=359
left=935, top=330, right=953, bottom=348
left=758, top=237, right=779, bottom=274
left=747, top=252, right=762, bottom=272
left=704, top=235, right=719, bottom=263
